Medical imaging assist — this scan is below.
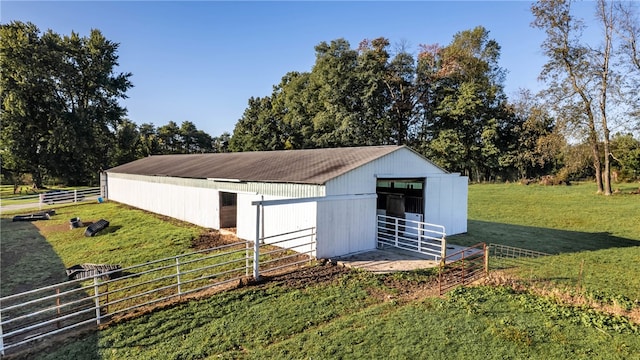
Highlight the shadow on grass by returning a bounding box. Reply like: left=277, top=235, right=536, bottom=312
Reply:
left=0, top=219, right=68, bottom=295
left=449, top=219, right=640, bottom=254
left=0, top=218, right=100, bottom=359
left=95, top=225, right=122, bottom=236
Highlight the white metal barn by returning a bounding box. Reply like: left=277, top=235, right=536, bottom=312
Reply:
left=105, top=145, right=468, bottom=259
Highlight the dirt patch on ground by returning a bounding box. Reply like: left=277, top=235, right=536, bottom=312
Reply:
left=256, top=259, right=439, bottom=304
left=191, top=229, right=241, bottom=250
left=258, top=261, right=353, bottom=289
left=378, top=275, right=440, bottom=303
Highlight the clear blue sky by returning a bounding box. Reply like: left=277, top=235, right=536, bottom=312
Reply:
left=2, top=1, right=598, bottom=137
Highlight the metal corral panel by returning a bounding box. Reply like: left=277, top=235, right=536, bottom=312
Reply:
left=325, top=146, right=446, bottom=195
left=315, top=197, right=377, bottom=258
left=424, top=174, right=468, bottom=235
left=236, top=193, right=317, bottom=255
left=107, top=175, right=220, bottom=228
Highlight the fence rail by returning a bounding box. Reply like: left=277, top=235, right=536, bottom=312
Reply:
left=488, top=243, right=550, bottom=269
left=0, top=187, right=101, bottom=209
left=438, top=243, right=488, bottom=295
left=488, top=243, right=550, bottom=258
left=0, top=227, right=316, bottom=356
left=376, top=215, right=446, bottom=261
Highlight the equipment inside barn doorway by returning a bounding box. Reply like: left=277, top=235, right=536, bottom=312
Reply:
left=377, top=178, right=425, bottom=236
left=386, top=194, right=405, bottom=218
left=219, top=192, right=237, bottom=228
left=376, top=178, right=425, bottom=218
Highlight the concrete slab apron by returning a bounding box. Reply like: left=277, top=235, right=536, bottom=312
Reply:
left=334, top=243, right=474, bottom=274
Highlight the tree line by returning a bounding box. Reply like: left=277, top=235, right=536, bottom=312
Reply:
left=2, top=0, right=640, bottom=190
left=0, top=21, right=229, bottom=186
left=532, top=0, right=640, bottom=194
left=229, top=28, right=559, bottom=182
left=113, top=120, right=230, bottom=165
left=1, top=22, right=131, bottom=186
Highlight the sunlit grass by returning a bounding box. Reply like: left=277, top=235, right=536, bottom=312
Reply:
left=448, top=182, right=640, bottom=301
left=3, top=182, right=640, bottom=359
left=32, top=276, right=640, bottom=360
left=1, top=202, right=201, bottom=296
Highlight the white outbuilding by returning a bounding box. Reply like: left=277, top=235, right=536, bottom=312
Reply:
left=105, top=145, right=468, bottom=259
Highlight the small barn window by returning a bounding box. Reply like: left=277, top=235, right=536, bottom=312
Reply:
left=220, top=192, right=237, bottom=207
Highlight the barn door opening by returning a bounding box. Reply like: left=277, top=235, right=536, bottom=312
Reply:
left=376, top=178, right=425, bottom=224
left=219, top=192, right=237, bottom=228
left=377, top=178, right=426, bottom=241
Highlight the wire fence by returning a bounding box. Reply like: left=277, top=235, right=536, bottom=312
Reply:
left=487, top=243, right=550, bottom=269
left=0, top=227, right=316, bottom=356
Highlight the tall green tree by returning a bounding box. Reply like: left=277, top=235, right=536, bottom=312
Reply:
left=212, top=132, right=231, bottom=153
left=502, top=89, right=561, bottom=179
left=610, top=133, right=640, bottom=180
left=0, top=21, right=132, bottom=186
left=308, top=39, right=361, bottom=147
left=354, top=38, right=395, bottom=145
left=138, top=123, right=161, bottom=157
left=178, top=121, right=213, bottom=153
left=1, top=22, right=51, bottom=186
left=113, top=119, right=140, bottom=166
left=157, top=121, right=181, bottom=154
left=229, top=97, right=285, bottom=152
left=531, top=0, right=632, bottom=194
left=421, top=26, right=508, bottom=181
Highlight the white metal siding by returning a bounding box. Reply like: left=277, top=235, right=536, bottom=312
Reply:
left=326, top=147, right=468, bottom=237
left=424, top=174, right=468, bottom=235
left=108, top=176, right=220, bottom=228
left=236, top=193, right=317, bottom=250
left=315, top=198, right=377, bottom=258
left=325, top=147, right=445, bottom=195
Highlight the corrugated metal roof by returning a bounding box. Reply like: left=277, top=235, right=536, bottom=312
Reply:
left=107, top=145, right=408, bottom=185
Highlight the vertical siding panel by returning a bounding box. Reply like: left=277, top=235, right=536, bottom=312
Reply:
left=451, top=176, right=469, bottom=234
left=315, top=198, right=376, bottom=258
left=235, top=193, right=318, bottom=249
left=424, top=177, right=441, bottom=226
left=107, top=176, right=219, bottom=228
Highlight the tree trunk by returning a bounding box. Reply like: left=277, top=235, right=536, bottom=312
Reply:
left=31, top=168, right=44, bottom=189
left=603, top=130, right=612, bottom=195
left=597, top=0, right=614, bottom=196
left=591, top=140, right=604, bottom=194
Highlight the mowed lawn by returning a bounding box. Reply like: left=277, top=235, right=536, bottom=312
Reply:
left=1, top=202, right=202, bottom=296
left=1, top=182, right=639, bottom=359
left=452, top=182, right=640, bottom=302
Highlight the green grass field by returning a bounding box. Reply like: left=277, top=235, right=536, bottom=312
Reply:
left=0, top=202, right=202, bottom=297
left=1, top=182, right=639, bottom=359
left=452, top=182, right=640, bottom=303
